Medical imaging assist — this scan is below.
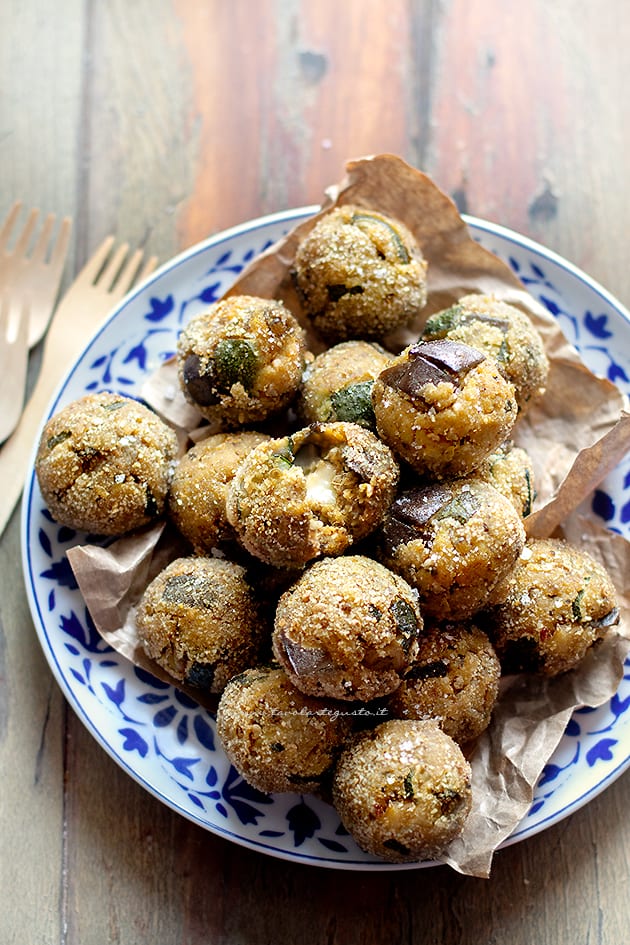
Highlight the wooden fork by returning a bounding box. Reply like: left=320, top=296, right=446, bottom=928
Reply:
left=0, top=296, right=29, bottom=443
left=0, top=236, right=158, bottom=536
left=0, top=201, right=72, bottom=347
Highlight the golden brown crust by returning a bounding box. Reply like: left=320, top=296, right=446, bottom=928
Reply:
left=176, top=295, right=308, bottom=427
left=299, top=340, right=393, bottom=427
left=331, top=719, right=472, bottom=862
left=272, top=555, right=422, bottom=702
left=483, top=538, right=620, bottom=676
left=35, top=391, right=178, bottom=535
left=226, top=422, right=400, bottom=569
left=136, top=556, right=268, bottom=693
left=216, top=665, right=353, bottom=794
left=474, top=443, right=536, bottom=518
left=387, top=622, right=500, bottom=744
left=379, top=479, right=526, bottom=620
left=293, top=205, right=428, bottom=343
left=168, top=431, right=269, bottom=552
left=421, top=293, right=549, bottom=413
left=372, top=341, right=517, bottom=479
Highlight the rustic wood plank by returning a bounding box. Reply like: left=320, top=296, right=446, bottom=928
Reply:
left=426, top=0, right=630, bottom=310
left=2, top=1, right=630, bottom=943
left=0, top=2, right=85, bottom=944
left=172, top=0, right=418, bottom=242
left=73, top=0, right=195, bottom=267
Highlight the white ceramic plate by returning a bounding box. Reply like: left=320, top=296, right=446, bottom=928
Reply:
left=22, top=207, right=630, bottom=870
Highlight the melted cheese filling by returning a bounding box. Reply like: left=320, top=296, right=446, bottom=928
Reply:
left=295, top=445, right=337, bottom=506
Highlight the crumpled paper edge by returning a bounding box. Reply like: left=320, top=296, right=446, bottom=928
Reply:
left=67, top=154, right=630, bottom=877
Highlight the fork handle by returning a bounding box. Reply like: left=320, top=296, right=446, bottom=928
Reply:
left=0, top=299, right=102, bottom=537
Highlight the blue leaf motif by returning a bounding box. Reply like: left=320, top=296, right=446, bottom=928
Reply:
left=508, top=256, right=521, bottom=273
left=171, top=756, right=199, bottom=780
left=538, top=763, right=563, bottom=786
left=221, top=765, right=272, bottom=825
left=188, top=793, right=205, bottom=810
left=134, top=666, right=171, bottom=689
left=58, top=526, right=76, bottom=543
left=215, top=250, right=232, bottom=266
left=540, top=295, right=561, bottom=316
left=138, top=693, right=170, bottom=705
left=38, top=528, right=52, bottom=557
left=586, top=738, right=617, bottom=766
left=610, top=693, right=630, bottom=718
left=153, top=705, right=177, bottom=727
left=60, top=609, right=104, bottom=653
left=318, top=838, right=348, bottom=854
left=531, top=262, right=546, bottom=279
left=592, top=489, right=615, bottom=522
left=608, top=362, right=629, bottom=384
left=176, top=714, right=189, bottom=745
left=584, top=311, right=613, bottom=339
left=120, top=728, right=148, bottom=757
left=123, top=341, right=149, bottom=371
left=144, top=295, right=174, bottom=322
left=565, top=718, right=581, bottom=737
left=287, top=799, right=321, bottom=846
left=103, top=679, right=125, bottom=708
left=199, top=283, right=221, bottom=303
left=194, top=714, right=215, bottom=751
left=621, top=499, right=630, bottom=525
left=41, top=556, right=78, bottom=589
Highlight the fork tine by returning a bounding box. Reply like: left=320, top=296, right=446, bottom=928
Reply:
left=110, top=247, right=144, bottom=294
left=79, top=235, right=116, bottom=284
left=111, top=250, right=159, bottom=299
left=98, top=242, right=131, bottom=291
left=0, top=294, right=8, bottom=334
left=136, top=254, right=159, bottom=283
left=0, top=201, right=23, bottom=253
left=0, top=295, right=29, bottom=444
left=48, top=216, right=73, bottom=271
left=13, top=207, right=40, bottom=258
left=30, top=213, right=57, bottom=265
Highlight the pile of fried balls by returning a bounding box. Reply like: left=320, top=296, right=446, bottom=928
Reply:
left=35, top=206, right=619, bottom=862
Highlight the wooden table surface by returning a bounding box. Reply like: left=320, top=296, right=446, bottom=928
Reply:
left=2, top=2, right=630, bottom=942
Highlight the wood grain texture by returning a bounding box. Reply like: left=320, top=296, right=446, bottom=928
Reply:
left=2, top=1, right=630, bottom=942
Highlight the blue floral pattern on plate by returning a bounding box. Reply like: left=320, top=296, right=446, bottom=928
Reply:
left=22, top=209, right=630, bottom=870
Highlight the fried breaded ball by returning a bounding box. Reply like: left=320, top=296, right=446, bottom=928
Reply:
left=293, top=205, right=428, bottom=342
left=177, top=295, right=308, bottom=428
left=421, top=293, right=549, bottom=413
left=168, top=430, right=269, bottom=552
left=298, top=340, right=393, bottom=429
left=216, top=665, right=353, bottom=794
left=475, top=442, right=536, bottom=518
left=272, top=555, right=422, bottom=702
left=371, top=339, right=517, bottom=479
left=482, top=538, right=620, bottom=676
left=379, top=479, right=526, bottom=620
left=332, top=719, right=472, bottom=862
left=35, top=391, right=178, bottom=535
left=136, top=556, right=268, bottom=693
left=387, top=622, right=500, bottom=744
left=225, top=421, right=399, bottom=569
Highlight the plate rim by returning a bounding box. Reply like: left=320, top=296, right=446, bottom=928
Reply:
left=20, top=205, right=630, bottom=871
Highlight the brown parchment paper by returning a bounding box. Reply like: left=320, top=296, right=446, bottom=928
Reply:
left=67, top=154, right=630, bottom=877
